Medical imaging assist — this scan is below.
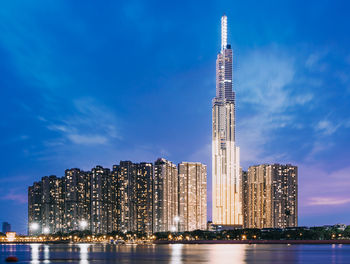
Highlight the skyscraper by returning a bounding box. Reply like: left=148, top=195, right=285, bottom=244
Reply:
left=212, top=15, right=242, bottom=225
left=153, top=158, right=178, bottom=232
left=42, top=175, right=64, bottom=234
left=114, top=161, right=154, bottom=233
left=244, top=164, right=298, bottom=228
left=28, top=181, right=43, bottom=235
left=63, top=169, right=90, bottom=233
left=114, top=161, right=134, bottom=232
left=241, top=169, right=249, bottom=228
left=178, top=162, right=207, bottom=231
left=90, top=166, right=110, bottom=234
left=135, top=162, right=153, bottom=234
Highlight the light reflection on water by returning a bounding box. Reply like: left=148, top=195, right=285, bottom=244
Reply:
left=170, top=244, right=183, bottom=264
left=79, top=244, right=90, bottom=264
left=0, top=243, right=349, bottom=263
left=30, top=244, right=40, bottom=264
left=43, top=245, right=49, bottom=263
left=208, top=244, right=247, bottom=264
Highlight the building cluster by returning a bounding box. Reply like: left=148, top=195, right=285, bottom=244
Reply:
left=28, top=159, right=207, bottom=235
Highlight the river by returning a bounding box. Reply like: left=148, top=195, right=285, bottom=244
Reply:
left=1, top=243, right=349, bottom=263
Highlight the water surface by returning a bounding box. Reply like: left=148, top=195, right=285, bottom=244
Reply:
left=0, top=243, right=349, bottom=263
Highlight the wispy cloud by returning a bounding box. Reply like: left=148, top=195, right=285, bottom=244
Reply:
left=300, top=165, right=350, bottom=214
left=42, top=97, right=121, bottom=146
left=67, top=134, right=108, bottom=145
left=308, top=197, right=350, bottom=206
left=0, top=189, right=27, bottom=204
left=315, top=120, right=340, bottom=135
left=236, top=47, right=312, bottom=166
left=314, top=118, right=350, bottom=137
left=305, top=51, right=328, bottom=72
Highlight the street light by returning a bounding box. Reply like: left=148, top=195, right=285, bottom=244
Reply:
left=80, top=220, right=88, bottom=230
left=30, top=223, right=39, bottom=231
left=43, top=227, right=50, bottom=234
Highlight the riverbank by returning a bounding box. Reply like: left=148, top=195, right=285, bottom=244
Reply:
left=154, top=239, right=350, bottom=245
left=2, top=239, right=350, bottom=245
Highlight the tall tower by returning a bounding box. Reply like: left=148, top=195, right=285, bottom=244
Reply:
left=212, top=15, right=242, bottom=225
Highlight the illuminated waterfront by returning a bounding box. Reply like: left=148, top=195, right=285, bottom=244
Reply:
left=1, top=244, right=350, bottom=263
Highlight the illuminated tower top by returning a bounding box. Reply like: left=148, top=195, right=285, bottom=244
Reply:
left=215, top=14, right=234, bottom=102
left=221, top=14, right=227, bottom=52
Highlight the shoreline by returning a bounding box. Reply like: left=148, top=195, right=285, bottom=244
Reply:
left=1, top=240, right=350, bottom=245
left=154, top=239, right=350, bottom=245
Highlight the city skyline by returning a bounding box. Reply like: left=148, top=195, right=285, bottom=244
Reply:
left=1, top=1, right=350, bottom=233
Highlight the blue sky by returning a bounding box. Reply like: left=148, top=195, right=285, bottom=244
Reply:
left=1, top=0, right=350, bottom=233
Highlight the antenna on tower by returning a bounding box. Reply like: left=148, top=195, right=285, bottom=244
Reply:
left=221, top=14, right=227, bottom=51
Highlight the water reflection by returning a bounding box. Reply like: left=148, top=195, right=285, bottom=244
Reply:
left=30, top=243, right=40, bottom=264
left=170, top=244, right=183, bottom=264
left=79, top=243, right=91, bottom=264
left=14, top=243, right=350, bottom=264
left=43, top=245, right=50, bottom=263
left=208, top=244, right=247, bottom=264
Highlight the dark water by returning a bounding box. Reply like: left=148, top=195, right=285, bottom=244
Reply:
left=0, top=243, right=349, bottom=264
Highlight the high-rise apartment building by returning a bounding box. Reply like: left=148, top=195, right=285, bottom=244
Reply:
left=28, top=181, right=43, bottom=235
left=241, top=170, right=249, bottom=228
left=63, top=169, right=91, bottom=233
left=114, top=161, right=134, bottom=232
left=244, top=164, right=298, bottom=228
left=42, top=175, right=64, bottom=234
left=178, top=162, right=207, bottom=231
left=114, top=161, right=153, bottom=233
left=212, top=15, right=242, bottom=226
left=90, top=166, right=111, bottom=234
left=135, top=162, right=153, bottom=233
left=153, top=158, right=178, bottom=232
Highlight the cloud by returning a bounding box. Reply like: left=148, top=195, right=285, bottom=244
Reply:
left=305, top=141, right=334, bottom=161
left=235, top=47, right=312, bottom=166
left=315, top=120, right=340, bottom=135
left=308, top=197, right=350, bottom=206
left=0, top=190, right=27, bottom=204
left=294, top=93, right=313, bottom=105
left=305, top=51, right=328, bottom=72
left=43, top=97, right=121, bottom=146
left=315, top=118, right=350, bottom=136
left=237, top=48, right=295, bottom=112
left=47, top=125, right=69, bottom=133
left=67, top=134, right=108, bottom=145
left=299, top=165, right=350, bottom=213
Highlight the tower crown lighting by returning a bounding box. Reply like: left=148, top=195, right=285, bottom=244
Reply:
left=221, top=14, right=227, bottom=51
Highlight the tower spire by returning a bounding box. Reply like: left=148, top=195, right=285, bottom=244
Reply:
left=221, top=14, right=227, bottom=51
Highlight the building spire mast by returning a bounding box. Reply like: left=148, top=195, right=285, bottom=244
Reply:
left=221, top=14, right=227, bottom=51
